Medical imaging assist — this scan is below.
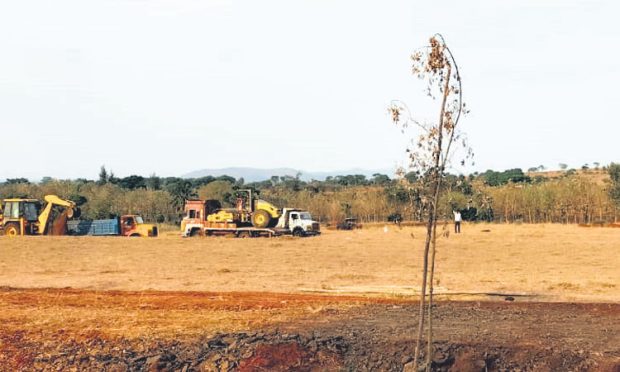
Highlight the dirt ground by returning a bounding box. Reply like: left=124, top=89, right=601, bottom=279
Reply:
left=1, top=289, right=618, bottom=371
left=1, top=224, right=619, bottom=370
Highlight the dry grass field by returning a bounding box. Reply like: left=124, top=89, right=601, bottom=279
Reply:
left=1, top=223, right=619, bottom=370
left=0, top=223, right=618, bottom=302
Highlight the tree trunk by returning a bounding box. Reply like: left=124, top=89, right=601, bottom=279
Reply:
left=426, top=200, right=440, bottom=371
left=425, top=63, right=451, bottom=371
left=413, top=65, right=452, bottom=370
left=412, top=203, right=435, bottom=367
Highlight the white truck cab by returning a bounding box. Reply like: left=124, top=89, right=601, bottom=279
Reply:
left=277, top=208, right=320, bottom=236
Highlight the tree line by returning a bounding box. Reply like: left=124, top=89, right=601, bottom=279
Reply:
left=2, top=165, right=620, bottom=224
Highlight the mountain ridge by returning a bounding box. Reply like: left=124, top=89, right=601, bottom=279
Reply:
left=182, top=167, right=395, bottom=182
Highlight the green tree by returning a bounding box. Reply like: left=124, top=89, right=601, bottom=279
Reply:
left=146, top=173, right=162, bottom=190
left=119, top=175, right=146, bottom=190
left=607, top=163, right=620, bottom=215
left=372, top=173, right=392, bottom=185
left=190, top=176, right=215, bottom=188
left=483, top=168, right=529, bottom=186
left=197, top=180, right=234, bottom=204
left=97, top=166, right=108, bottom=185
left=6, top=178, right=29, bottom=184
left=40, top=176, right=53, bottom=184
left=164, top=178, right=196, bottom=208
left=107, top=171, right=120, bottom=184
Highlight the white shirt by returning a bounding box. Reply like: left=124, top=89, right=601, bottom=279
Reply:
left=453, top=211, right=462, bottom=222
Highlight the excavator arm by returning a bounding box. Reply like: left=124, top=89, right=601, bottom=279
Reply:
left=37, top=195, right=78, bottom=235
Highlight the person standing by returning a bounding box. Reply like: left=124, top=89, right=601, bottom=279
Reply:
left=453, top=210, right=462, bottom=234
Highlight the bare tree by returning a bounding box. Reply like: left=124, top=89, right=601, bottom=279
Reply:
left=390, top=34, right=469, bottom=371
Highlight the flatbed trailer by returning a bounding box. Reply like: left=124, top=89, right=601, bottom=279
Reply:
left=203, top=226, right=279, bottom=238
left=182, top=223, right=288, bottom=238
left=182, top=221, right=320, bottom=238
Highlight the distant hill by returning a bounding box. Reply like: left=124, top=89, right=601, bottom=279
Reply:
left=182, top=167, right=395, bottom=183
left=526, top=168, right=609, bottom=185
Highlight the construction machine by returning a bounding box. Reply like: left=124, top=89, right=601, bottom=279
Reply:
left=0, top=195, right=80, bottom=236
left=206, top=189, right=281, bottom=228
left=180, top=190, right=320, bottom=238
left=181, top=200, right=320, bottom=238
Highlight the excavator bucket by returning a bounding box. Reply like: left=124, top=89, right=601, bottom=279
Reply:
left=38, top=195, right=78, bottom=235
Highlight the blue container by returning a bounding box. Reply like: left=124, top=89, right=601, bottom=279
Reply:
left=67, top=218, right=120, bottom=236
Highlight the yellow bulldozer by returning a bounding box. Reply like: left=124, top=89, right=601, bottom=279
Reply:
left=0, top=195, right=80, bottom=236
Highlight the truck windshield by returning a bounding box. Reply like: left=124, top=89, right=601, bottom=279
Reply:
left=300, top=212, right=312, bottom=220
left=135, top=216, right=144, bottom=224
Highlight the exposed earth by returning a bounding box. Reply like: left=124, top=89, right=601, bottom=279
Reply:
left=1, top=288, right=619, bottom=371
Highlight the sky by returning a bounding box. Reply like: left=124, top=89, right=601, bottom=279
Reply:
left=0, top=0, right=618, bottom=180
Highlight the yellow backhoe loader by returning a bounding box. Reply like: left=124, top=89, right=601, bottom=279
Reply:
left=0, top=195, right=80, bottom=236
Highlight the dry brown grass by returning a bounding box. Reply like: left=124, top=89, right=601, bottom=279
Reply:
left=0, top=224, right=618, bottom=302
left=0, top=289, right=401, bottom=339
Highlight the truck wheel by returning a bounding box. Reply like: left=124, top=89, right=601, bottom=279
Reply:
left=252, top=210, right=271, bottom=228
left=4, top=223, right=20, bottom=237
left=237, top=231, right=251, bottom=238
left=293, top=228, right=305, bottom=237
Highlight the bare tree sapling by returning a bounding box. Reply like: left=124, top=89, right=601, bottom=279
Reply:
left=390, top=34, right=470, bottom=370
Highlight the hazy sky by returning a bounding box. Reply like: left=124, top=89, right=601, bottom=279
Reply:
left=1, top=0, right=618, bottom=180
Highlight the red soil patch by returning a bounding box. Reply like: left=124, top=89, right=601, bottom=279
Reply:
left=238, top=342, right=342, bottom=371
